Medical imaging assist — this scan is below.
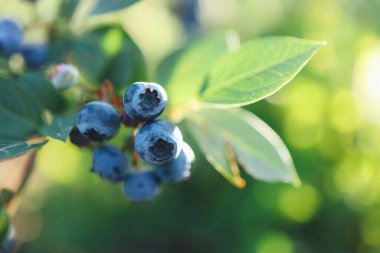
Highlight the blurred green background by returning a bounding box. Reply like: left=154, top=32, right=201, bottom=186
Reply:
left=3, top=0, right=380, bottom=252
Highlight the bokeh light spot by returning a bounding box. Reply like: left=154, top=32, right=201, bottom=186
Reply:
left=278, top=184, right=321, bottom=222
left=102, top=28, right=124, bottom=57
left=354, top=44, right=380, bottom=124
left=35, top=138, right=91, bottom=185
left=256, top=232, right=294, bottom=253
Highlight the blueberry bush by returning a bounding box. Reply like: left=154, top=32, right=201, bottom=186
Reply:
left=0, top=0, right=329, bottom=252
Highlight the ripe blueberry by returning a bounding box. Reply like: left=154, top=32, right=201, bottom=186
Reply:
left=175, top=0, right=199, bottom=33
left=76, top=101, right=120, bottom=141
left=21, top=44, right=48, bottom=68
left=123, top=82, right=167, bottom=121
left=135, top=120, right=183, bottom=165
left=0, top=19, right=23, bottom=56
left=120, top=110, right=139, bottom=128
left=92, top=145, right=129, bottom=182
left=123, top=171, right=160, bottom=202
left=155, top=142, right=195, bottom=183
left=50, top=64, right=79, bottom=89
left=69, top=127, right=92, bottom=147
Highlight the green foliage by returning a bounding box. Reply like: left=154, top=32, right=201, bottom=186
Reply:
left=40, top=114, right=76, bottom=142
left=50, top=25, right=146, bottom=92
left=157, top=32, right=237, bottom=106
left=0, top=77, right=44, bottom=140
left=4, top=1, right=380, bottom=252
left=0, top=189, right=13, bottom=204
left=0, top=1, right=147, bottom=159
left=0, top=0, right=322, bottom=189
left=199, top=37, right=324, bottom=108
left=59, top=0, right=80, bottom=20
left=158, top=35, right=322, bottom=186
left=101, top=30, right=147, bottom=94
left=186, top=108, right=300, bottom=186
left=90, top=0, right=139, bottom=15
left=159, top=36, right=324, bottom=109
left=0, top=140, right=47, bottom=160
left=20, top=72, right=66, bottom=113
left=185, top=116, right=246, bottom=187
left=0, top=204, right=9, bottom=246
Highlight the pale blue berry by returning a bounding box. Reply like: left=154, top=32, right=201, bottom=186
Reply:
left=123, top=82, right=167, bottom=121
left=92, top=145, right=129, bottom=182
left=51, top=64, right=79, bottom=89
left=123, top=171, right=160, bottom=202
left=135, top=120, right=183, bottom=165
left=155, top=142, right=195, bottom=183
left=76, top=101, right=120, bottom=141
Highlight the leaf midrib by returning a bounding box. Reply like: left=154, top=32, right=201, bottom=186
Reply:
left=214, top=124, right=286, bottom=173
left=185, top=120, right=238, bottom=183
left=200, top=47, right=319, bottom=99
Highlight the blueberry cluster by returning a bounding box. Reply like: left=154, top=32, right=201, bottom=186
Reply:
left=72, top=82, right=195, bottom=202
left=0, top=18, right=47, bottom=68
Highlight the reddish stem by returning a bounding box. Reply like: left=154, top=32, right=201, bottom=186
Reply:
left=99, top=85, right=107, bottom=102
left=103, top=80, right=123, bottom=108
left=78, top=84, right=100, bottom=95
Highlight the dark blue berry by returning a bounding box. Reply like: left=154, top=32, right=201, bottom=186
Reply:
left=135, top=120, right=183, bottom=165
left=155, top=142, right=195, bottom=183
left=123, top=171, right=160, bottom=202
left=123, top=82, right=167, bottom=121
left=69, top=127, right=92, bottom=147
left=92, top=145, right=129, bottom=182
left=76, top=101, right=120, bottom=141
left=21, top=44, right=48, bottom=68
left=0, top=19, right=23, bottom=56
left=120, top=110, right=139, bottom=127
left=173, top=0, right=199, bottom=34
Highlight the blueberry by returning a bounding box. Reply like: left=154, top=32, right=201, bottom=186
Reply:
left=92, top=145, right=129, bottom=182
left=21, top=44, right=48, bottom=68
left=76, top=101, right=120, bottom=141
left=155, top=142, right=195, bottom=183
left=123, top=171, right=160, bottom=202
left=69, top=127, right=92, bottom=147
left=123, top=82, right=167, bottom=121
left=175, top=0, right=199, bottom=33
left=120, top=110, right=139, bottom=128
left=0, top=19, right=23, bottom=56
left=135, top=120, right=183, bottom=165
left=50, top=64, right=79, bottom=89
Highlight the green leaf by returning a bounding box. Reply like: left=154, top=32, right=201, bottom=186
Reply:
left=185, top=119, right=246, bottom=188
left=157, top=32, right=239, bottom=106
left=101, top=30, right=146, bottom=94
left=50, top=28, right=114, bottom=84
left=186, top=108, right=299, bottom=185
left=40, top=114, right=76, bottom=142
left=0, top=203, right=9, bottom=246
left=20, top=72, right=66, bottom=113
left=59, top=0, right=80, bottom=19
left=199, top=37, right=325, bottom=108
left=0, top=77, right=44, bottom=140
left=0, top=139, right=47, bottom=161
left=90, top=0, right=139, bottom=15
left=50, top=26, right=145, bottom=89
left=0, top=189, right=14, bottom=204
